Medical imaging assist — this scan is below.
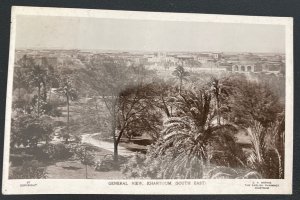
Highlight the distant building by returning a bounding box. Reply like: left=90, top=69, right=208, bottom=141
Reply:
left=229, top=58, right=265, bottom=73
left=196, top=53, right=220, bottom=63
left=262, top=61, right=284, bottom=72
left=230, top=60, right=284, bottom=75
left=231, top=63, right=256, bottom=73
left=147, top=53, right=178, bottom=67
left=175, top=55, right=194, bottom=66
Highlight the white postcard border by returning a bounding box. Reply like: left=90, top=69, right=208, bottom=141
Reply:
left=2, top=6, right=294, bottom=195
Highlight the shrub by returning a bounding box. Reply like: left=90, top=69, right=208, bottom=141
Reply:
left=69, top=144, right=96, bottom=166
left=95, top=154, right=126, bottom=171
left=10, top=153, right=34, bottom=166
left=11, top=113, right=53, bottom=149
left=35, top=143, right=73, bottom=161
left=42, top=103, right=62, bottom=117
left=121, top=153, right=147, bottom=178
left=9, top=160, right=47, bottom=179
left=52, top=120, right=66, bottom=127
left=95, top=154, right=115, bottom=172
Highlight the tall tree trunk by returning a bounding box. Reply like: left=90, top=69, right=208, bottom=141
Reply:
left=179, top=78, right=182, bottom=94
left=37, top=85, right=41, bottom=118
left=48, top=82, right=52, bottom=103
left=18, top=87, right=21, bottom=100
left=85, top=147, right=88, bottom=179
left=67, top=94, right=70, bottom=135
left=111, top=117, right=118, bottom=163
left=42, top=81, right=47, bottom=101
left=113, top=137, right=119, bottom=164
left=113, top=141, right=118, bottom=163
left=217, top=99, right=220, bottom=125
left=216, top=91, right=221, bottom=125
left=161, top=95, right=171, bottom=117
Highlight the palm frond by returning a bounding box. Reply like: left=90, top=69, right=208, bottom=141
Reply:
left=242, top=171, right=262, bottom=179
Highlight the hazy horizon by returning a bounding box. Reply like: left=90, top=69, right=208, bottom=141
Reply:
left=15, top=47, right=285, bottom=55
left=15, top=15, right=286, bottom=54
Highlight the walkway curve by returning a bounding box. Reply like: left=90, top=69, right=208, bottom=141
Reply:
left=81, top=133, right=134, bottom=156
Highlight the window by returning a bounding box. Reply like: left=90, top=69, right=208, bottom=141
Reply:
left=233, top=65, right=238, bottom=71
left=247, top=65, right=252, bottom=71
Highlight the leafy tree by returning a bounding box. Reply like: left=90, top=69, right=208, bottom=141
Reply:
left=13, top=67, right=28, bottom=100
left=57, top=73, right=78, bottom=143
left=76, top=97, right=111, bottom=136
left=11, top=113, right=53, bottom=149
left=13, top=56, right=35, bottom=112
left=29, top=95, right=47, bottom=117
left=70, top=144, right=95, bottom=178
left=222, top=75, right=283, bottom=128
left=83, top=58, right=137, bottom=162
left=172, top=65, right=189, bottom=94
left=118, top=84, right=163, bottom=141
left=148, top=79, right=178, bottom=118
left=43, top=59, right=60, bottom=103
left=83, top=57, right=160, bottom=163
left=14, top=55, right=62, bottom=116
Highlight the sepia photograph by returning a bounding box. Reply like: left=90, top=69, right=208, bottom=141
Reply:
left=2, top=6, right=293, bottom=194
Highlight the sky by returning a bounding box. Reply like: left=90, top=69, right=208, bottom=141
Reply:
left=15, top=15, right=285, bottom=53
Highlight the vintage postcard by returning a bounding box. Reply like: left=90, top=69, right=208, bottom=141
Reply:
left=2, top=6, right=293, bottom=194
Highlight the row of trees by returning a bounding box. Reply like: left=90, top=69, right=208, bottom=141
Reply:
left=11, top=55, right=79, bottom=150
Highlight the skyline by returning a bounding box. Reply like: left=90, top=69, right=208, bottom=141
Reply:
left=15, top=48, right=285, bottom=55
left=15, top=15, right=286, bottom=53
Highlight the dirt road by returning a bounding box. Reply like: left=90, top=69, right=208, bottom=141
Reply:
left=81, top=133, right=134, bottom=156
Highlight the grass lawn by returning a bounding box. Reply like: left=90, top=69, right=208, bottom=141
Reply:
left=46, top=160, right=124, bottom=179
left=45, top=142, right=128, bottom=179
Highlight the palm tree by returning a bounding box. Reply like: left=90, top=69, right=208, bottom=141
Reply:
left=157, top=116, right=241, bottom=179
left=209, top=77, right=230, bottom=125
left=172, top=65, right=189, bottom=94
left=206, top=166, right=262, bottom=179
left=57, top=74, right=78, bottom=143
left=246, top=119, right=285, bottom=178
left=149, top=88, right=243, bottom=179
left=210, top=78, right=221, bottom=125
left=28, top=63, right=46, bottom=118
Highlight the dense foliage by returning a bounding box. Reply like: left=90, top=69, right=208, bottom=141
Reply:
left=10, top=54, right=285, bottom=179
